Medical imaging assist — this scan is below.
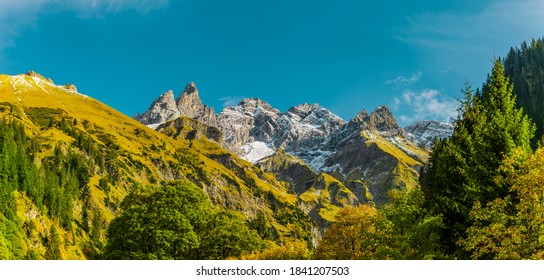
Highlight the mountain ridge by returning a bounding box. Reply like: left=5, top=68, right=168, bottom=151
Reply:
left=136, top=82, right=439, bottom=207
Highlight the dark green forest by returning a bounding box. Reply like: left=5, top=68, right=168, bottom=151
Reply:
left=0, top=119, right=106, bottom=259
left=504, top=37, right=544, bottom=145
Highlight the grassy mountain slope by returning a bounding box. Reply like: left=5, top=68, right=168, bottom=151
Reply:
left=257, top=149, right=373, bottom=228
left=0, top=72, right=314, bottom=259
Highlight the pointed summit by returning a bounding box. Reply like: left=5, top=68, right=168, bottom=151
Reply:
left=286, top=103, right=322, bottom=118
left=174, top=82, right=217, bottom=127
left=134, top=90, right=180, bottom=125
left=350, top=109, right=368, bottom=124
left=26, top=70, right=39, bottom=77
left=136, top=82, right=217, bottom=127
left=176, top=82, right=203, bottom=118
left=25, top=70, right=54, bottom=83
left=184, top=81, right=197, bottom=94
left=367, top=105, right=407, bottom=138
left=369, top=106, right=399, bottom=131
left=236, top=98, right=278, bottom=114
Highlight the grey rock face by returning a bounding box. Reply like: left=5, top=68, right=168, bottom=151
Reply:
left=217, top=100, right=347, bottom=168
left=134, top=82, right=217, bottom=127
left=367, top=106, right=407, bottom=138
left=63, top=84, right=77, bottom=92
left=217, top=98, right=282, bottom=156
left=405, top=120, right=454, bottom=149
left=134, top=90, right=180, bottom=125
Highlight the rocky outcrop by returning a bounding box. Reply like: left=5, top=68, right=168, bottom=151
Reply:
left=134, top=82, right=217, bottom=128
left=63, top=84, right=78, bottom=92
left=157, top=116, right=224, bottom=145
left=134, top=90, right=180, bottom=126
left=25, top=70, right=54, bottom=83
left=217, top=98, right=281, bottom=157
left=175, top=82, right=218, bottom=127
left=405, top=120, right=454, bottom=149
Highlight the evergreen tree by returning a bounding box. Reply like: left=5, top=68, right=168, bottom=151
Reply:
left=462, top=148, right=544, bottom=259
left=425, top=59, right=535, bottom=256
left=45, top=225, right=62, bottom=260
left=503, top=37, right=544, bottom=145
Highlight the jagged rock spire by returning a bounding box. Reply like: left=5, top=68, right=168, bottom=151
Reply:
left=135, top=82, right=217, bottom=127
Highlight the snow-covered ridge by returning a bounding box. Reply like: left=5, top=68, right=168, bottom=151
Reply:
left=136, top=83, right=450, bottom=180
left=217, top=99, right=348, bottom=166
left=8, top=72, right=88, bottom=98
left=405, top=120, right=454, bottom=148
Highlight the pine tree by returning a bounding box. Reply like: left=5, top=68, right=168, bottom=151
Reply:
left=45, top=225, right=62, bottom=260
left=503, top=37, right=544, bottom=145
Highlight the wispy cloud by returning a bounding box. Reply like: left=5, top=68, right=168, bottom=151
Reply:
left=385, top=71, right=422, bottom=87
left=0, top=0, right=169, bottom=58
left=392, top=89, right=458, bottom=123
left=220, top=96, right=246, bottom=108
left=0, top=0, right=169, bottom=15
left=396, top=0, right=544, bottom=77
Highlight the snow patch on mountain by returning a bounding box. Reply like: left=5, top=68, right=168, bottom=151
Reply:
left=405, top=120, right=454, bottom=148
left=240, top=141, right=275, bottom=164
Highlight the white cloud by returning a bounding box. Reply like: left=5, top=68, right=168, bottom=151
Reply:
left=393, top=89, right=458, bottom=123
left=0, top=0, right=169, bottom=15
left=220, top=96, right=245, bottom=108
left=396, top=0, right=544, bottom=79
left=398, top=0, right=544, bottom=48
left=385, top=71, right=422, bottom=87
left=0, top=0, right=169, bottom=58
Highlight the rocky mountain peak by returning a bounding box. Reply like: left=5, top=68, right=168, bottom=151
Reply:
left=405, top=120, right=454, bottom=149
left=184, top=82, right=197, bottom=94
left=350, top=109, right=368, bottom=124
left=176, top=82, right=204, bottom=118
left=287, top=103, right=322, bottom=118
left=26, top=70, right=39, bottom=77
left=134, top=82, right=217, bottom=128
left=237, top=98, right=277, bottom=112
left=25, top=70, right=54, bottom=83
left=134, top=89, right=180, bottom=125
left=368, top=106, right=403, bottom=134
left=63, top=84, right=78, bottom=92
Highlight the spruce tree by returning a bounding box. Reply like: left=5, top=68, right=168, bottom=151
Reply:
left=425, top=59, right=535, bottom=257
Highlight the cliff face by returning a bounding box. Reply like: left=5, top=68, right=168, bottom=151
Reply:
left=135, top=82, right=217, bottom=128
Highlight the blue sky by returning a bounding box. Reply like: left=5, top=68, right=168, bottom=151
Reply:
left=0, top=0, right=543, bottom=125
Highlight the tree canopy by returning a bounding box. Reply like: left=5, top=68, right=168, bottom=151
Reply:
left=425, top=59, right=535, bottom=256
left=104, top=181, right=263, bottom=260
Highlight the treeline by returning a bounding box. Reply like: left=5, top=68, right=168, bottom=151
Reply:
left=315, top=58, right=544, bottom=260
left=0, top=120, right=102, bottom=259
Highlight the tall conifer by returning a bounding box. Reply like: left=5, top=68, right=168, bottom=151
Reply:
left=425, top=59, right=535, bottom=256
